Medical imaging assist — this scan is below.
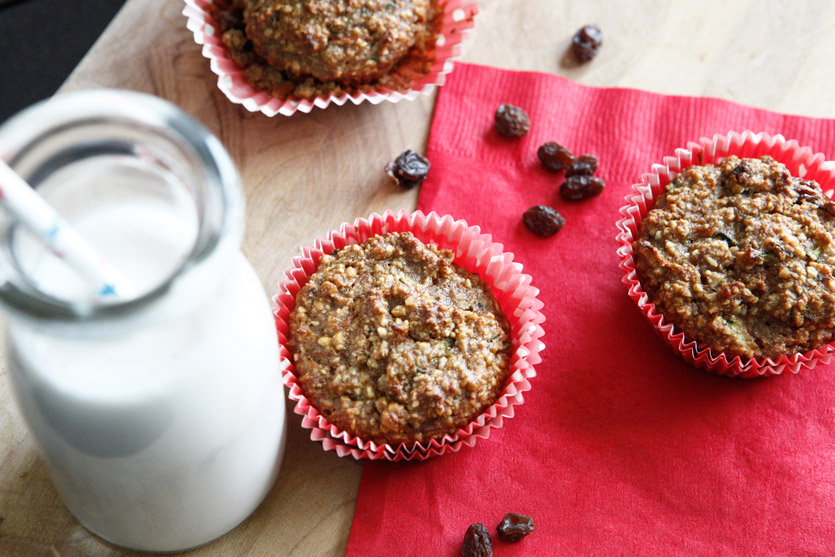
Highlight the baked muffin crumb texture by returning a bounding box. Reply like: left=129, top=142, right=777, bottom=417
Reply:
left=634, top=155, right=835, bottom=359
left=209, top=0, right=439, bottom=100
left=289, top=232, right=512, bottom=445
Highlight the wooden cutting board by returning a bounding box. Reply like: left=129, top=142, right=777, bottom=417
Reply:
left=3, top=0, right=835, bottom=554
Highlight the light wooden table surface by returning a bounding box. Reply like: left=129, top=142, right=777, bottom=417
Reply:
left=3, top=0, right=835, bottom=554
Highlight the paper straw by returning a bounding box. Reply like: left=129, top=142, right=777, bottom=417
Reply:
left=0, top=160, right=135, bottom=300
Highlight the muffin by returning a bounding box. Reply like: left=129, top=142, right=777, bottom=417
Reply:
left=287, top=231, right=512, bottom=446
left=207, top=0, right=437, bottom=99
left=245, top=0, right=431, bottom=85
left=632, top=155, right=835, bottom=360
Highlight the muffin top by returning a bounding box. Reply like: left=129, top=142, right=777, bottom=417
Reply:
left=633, top=155, right=835, bottom=359
left=244, top=0, right=431, bottom=85
left=288, top=232, right=511, bottom=445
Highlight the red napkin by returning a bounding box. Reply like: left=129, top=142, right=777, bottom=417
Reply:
left=346, top=63, right=835, bottom=555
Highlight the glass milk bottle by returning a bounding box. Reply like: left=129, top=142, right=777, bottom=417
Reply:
left=0, top=91, right=286, bottom=552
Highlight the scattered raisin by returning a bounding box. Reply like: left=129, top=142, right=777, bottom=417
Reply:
left=523, top=205, right=565, bottom=237
left=571, top=25, right=603, bottom=63
left=385, top=150, right=431, bottom=189
left=560, top=174, right=606, bottom=201
left=537, top=142, right=574, bottom=172
left=565, top=154, right=599, bottom=176
left=497, top=512, right=535, bottom=542
left=494, top=104, right=530, bottom=138
left=462, top=523, right=493, bottom=557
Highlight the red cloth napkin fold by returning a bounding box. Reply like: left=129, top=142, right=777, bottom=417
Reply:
left=346, top=63, right=835, bottom=555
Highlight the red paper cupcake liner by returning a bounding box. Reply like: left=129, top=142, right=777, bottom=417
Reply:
left=273, top=210, right=545, bottom=460
left=616, top=131, right=835, bottom=378
left=183, top=0, right=478, bottom=117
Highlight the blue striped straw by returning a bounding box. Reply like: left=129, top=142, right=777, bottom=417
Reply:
left=0, top=159, right=135, bottom=301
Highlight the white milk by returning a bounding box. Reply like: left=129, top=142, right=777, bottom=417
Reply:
left=6, top=192, right=286, bottom=551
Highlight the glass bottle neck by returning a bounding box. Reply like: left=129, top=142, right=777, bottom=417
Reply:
left=0, top=90, right=243, bottom=326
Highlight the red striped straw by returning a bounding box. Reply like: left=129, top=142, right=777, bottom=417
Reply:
left=0, top=159, right=135, bottom=301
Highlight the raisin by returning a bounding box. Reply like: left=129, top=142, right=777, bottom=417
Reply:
left=523, top=205, right=565, bottom=237
left=385, top=150, right=431, bottom=189
left=208, top=0, right=244, bottom=33
left=219, top=6, right=244, bottom=31
left=494, top=104, right=530, bottom=138
left=565, top=154, right=599, bottom=176
left=537, top=142, right=574, bottom=172
left=790, top=179, right=821, bottom=199
left=729, top=160, right=755, bottom=186
left=497, top=512, right=535, bottom=542
left=571, top=25, right=603, bottom=63
left=816, top=199, right=835, bottom=218
left=732, top=160, right=752, bottom=177
left=560, top=175, right=606, bottom=201
left=462, top=523, right=492, bottom=557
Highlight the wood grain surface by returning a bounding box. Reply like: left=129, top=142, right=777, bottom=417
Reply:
left=3, top=0, right=835, bottom=555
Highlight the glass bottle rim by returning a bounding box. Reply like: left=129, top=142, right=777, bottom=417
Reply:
left=0, top=89, right=243, bottom=323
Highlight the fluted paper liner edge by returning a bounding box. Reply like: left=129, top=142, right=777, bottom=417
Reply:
left=182, top=0, right=478, bottom=117
left=273, top=210, right=545, bottom=461
left=616, top=130, right=835, bottom=378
